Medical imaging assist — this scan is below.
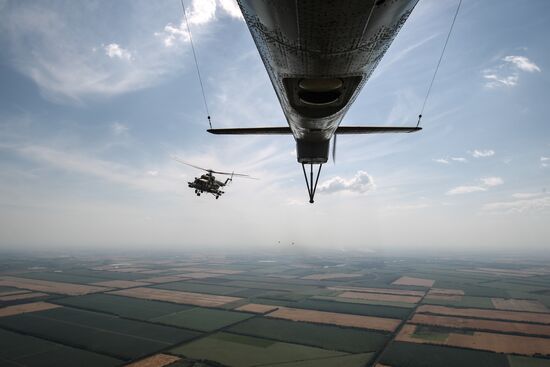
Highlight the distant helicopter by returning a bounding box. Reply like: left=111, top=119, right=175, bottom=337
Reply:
left=174, top=158, right=256, bottom=199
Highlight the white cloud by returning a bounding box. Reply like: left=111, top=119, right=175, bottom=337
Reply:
left=111, top=122, right=128, bottom=135
left=470, top=149, right=495, bottom=158
left=447, top=186, right=486, bottom=195
left=447, top=176, right=503, bottom=195
left=483, top=55, right=540, bottom=88
left=218, top=0, right=242, bottom=19
left=158, top=0, right=242, bottom=47
left=0, top=2, right=242, bottom=104
left=451, top=157, right=467, bottom=163
left=104, top=43, right=132, bottom=60
left=542, top=157, right=549, bottom=168
left=434, top=157, right=467, bottom=164
left=503, top=56, right=541, bottom=73
left=480, top=177, right=503, bottom=187
left=483, top=73, right=518, bottom=88
left=318, top=171, right=375, bottom=194
left=512, top=192, right=542, bottom=199
left=386, top=203, right=430, bottom=211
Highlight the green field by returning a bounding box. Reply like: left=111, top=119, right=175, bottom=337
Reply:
left=508, top=355, right=550, bottom=367
left=223, top=279, right=318, bottom=293
left=422, top=295, right=495, bottom=309
left=16, top=271, right=107, bottom=284
left=0, top=328, right=122, bottom=367
left=152, top=280, right=246, bottom=295
left=54, top=293, right=192, bottom=320
left=59, top=269, right=147, bottom=281
left=379, top=341, right=508, bottom=367
left=291, top=298, right=411, bottom=319
left=0, top=306, right=200, bottom=360
left=153, top=307, right=254, bottom=331
left=482, top=281, right=549, bottom=293
left=259, top=353, right=375, bottom=367
left=227, top=317, right=389, bottom=353
left=171, top=332, right=349, bottom=367
left=231, top=287, right=272, bottom=297
left=259, top=291, right=309, bottom=302
left=0, top=286, right=25, bottom=293
left=313, top=295, right=417, bottom=309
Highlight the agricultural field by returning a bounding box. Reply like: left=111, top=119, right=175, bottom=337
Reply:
left=171, top=332, right=350, bottom=366
left=266, top=306, right=401, bottom=331
left=287, top=298, right=413, bottom=318
left=1, top=252, right=550, bottom=366
left=54, top=293, right=192, bottom=320
left=227, top=316, right=389, bottom=353
left=152, top=280, right=246, bottom=295
left=0, top=306, right=200, bottom=360
left=152, top=307, right=254, bottom=331
left=379, top=341, right=509, bottom=367
left=0, top=328, right=122, bottom=367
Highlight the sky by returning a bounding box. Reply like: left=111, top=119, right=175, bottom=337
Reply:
left=0, top=0, right=549, bottom=253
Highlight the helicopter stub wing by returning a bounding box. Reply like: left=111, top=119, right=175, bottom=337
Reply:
left=207, top=127, right=292, bottom=135
left=207, top=126, right=421, bottom=135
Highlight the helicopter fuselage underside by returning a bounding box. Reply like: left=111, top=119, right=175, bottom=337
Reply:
left=237, top=0, right=419, bottom=163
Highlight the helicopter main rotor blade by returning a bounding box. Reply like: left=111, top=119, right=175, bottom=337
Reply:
left=172, top=156, right=259, bottom=179
left=172, top=157, right=211, bottom=172
left=209, top=170, right=259, bottom=179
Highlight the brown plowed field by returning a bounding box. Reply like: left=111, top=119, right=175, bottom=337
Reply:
left=108, top=267, right=150, bottom=273
left=328, top=286, right=425, bottom=296
left=425, top=294, right=463, bottom=301
left=177, top=272, right=224, bottom=279
left=0, top=290, right=29, bottom=297
left=266, top=306, right=400, bottom=331
left=0, top=302, right=61, bottom=317
left=460, top=269, right=531, bottom=277
left=171, top=267, right=242, bottom=275
left=236, top=303, right=279, bottom=314
left=111, top=287, right=241, bottom=307
left=428, top=288, right=464, bottom=296
left=411, top=314, right=550, bottom=337
left=0, top=276, right=110, bottom=295
left=138, top=275, right=190, bottom=284
left=491, top=298, right=548, bottom=313
left=138, top=269, right=172, bottom=275
left=0, top=292, right=47, bottom=301
left=397, top=324, right=550, bottom=356
left=479, top=267, right=550, bottom=276
left=92, top=280, right=151, bottom=288
left=447, top=331, right=550, bottom=356
left=302, top=273, right=363, bottom=280
left=425, top=290, right=463, bottom=300
left=392, top=276, right=434, bottom=288
left=338, top=291, right=421, bottom=304
left=124, top=353, right=180, bottom=367
left=417, top=305, right=550, bottom=324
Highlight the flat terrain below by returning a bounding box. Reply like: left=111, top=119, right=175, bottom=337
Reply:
left=1, top=251, right=550, bottom=367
